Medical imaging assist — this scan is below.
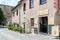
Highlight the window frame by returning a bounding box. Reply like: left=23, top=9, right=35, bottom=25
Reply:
left=29, top=0, right=34, bottom=9
left=39, top=0, right=47, bottom=5
left=16, top=10, right=18, bottom=16
left=31, top=18, right=34, bottom=26
left=23, top=3, right=26, bottom=11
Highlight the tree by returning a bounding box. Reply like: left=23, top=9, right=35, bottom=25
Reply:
left=0, top=8, right=5, bottom=25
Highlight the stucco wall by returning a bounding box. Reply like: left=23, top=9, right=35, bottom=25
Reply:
left=12, top=9, right=20, bottom=24
left=12, top=0, right=59, bottom=30
left=24, top=0, right=57, bottom=28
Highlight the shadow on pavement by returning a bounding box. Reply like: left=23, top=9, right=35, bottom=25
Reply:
left=0, top=27, right=7, bottom=28
left=0, top=25, right=7, bottom=29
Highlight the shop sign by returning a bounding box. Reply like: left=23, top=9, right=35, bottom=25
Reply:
left=38, top=9, right=48, bottom=15
left=52, top=26, right=59, bottom=36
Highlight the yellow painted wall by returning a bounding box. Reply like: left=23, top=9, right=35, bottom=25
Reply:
left=38, top=9, right=48, bottom=16
left=48, top=17, right=54, bottom=25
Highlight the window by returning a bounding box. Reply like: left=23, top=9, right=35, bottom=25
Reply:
left=13, top=12, right=15, bottom=16
left=40, top=0, right=46, bottom=5
left=23, top=22, right=25, bottom=29
left=8, top=13, right=9, bottom=14
left=23, top=3, right=26, bottom=11
left=24, top=12, right=25, bottom=14
left=31, top=18, right=34, bottom=26
left=29, top=0, right=34, bottom=8
left=16, top=10, right=18, bottom=15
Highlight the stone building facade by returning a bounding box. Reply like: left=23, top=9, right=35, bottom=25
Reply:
left=12, top=0, right=60, bottom=34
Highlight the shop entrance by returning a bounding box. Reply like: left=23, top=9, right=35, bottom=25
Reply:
left=39, top=17, right=48, bottom=33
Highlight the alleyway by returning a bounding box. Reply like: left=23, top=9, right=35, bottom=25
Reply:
left=0, top=28, right=59, bottom=40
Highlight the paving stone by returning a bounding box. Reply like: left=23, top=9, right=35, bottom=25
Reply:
left=0, top=28, right=59, bottom=40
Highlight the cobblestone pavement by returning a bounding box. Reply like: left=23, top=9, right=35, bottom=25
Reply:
left=0, top=28, right=59, bottom=40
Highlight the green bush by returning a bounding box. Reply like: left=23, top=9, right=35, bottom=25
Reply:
left=13, top=27, right=18, bottom=31
left=25, top=28, right=31, bottom=33
left=8, top=24, right=23, bottom=33
left=26, top=28, right=28, bottom=33
left=8, top=24, right=14, bottom=30
left=18, top=26, right=23, bottom=33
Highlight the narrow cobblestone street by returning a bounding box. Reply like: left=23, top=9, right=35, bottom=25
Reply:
left=0, top=28, right=59, bottom=40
